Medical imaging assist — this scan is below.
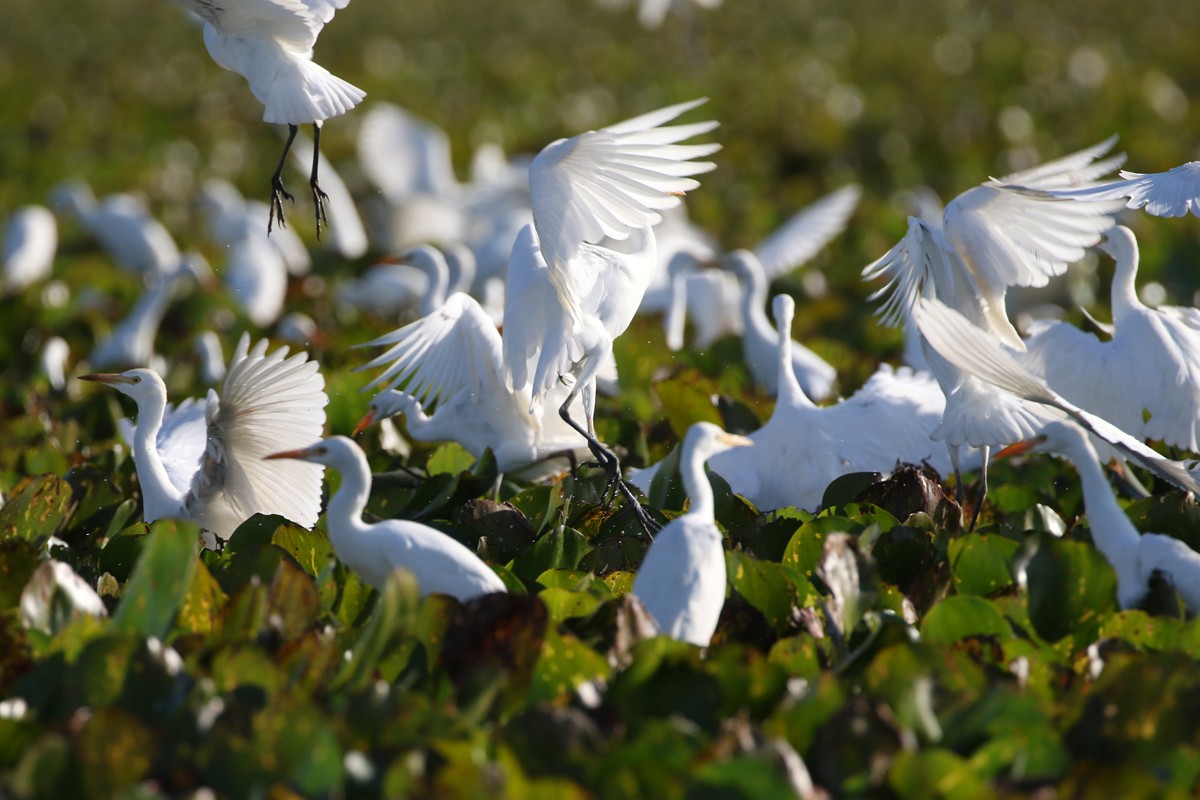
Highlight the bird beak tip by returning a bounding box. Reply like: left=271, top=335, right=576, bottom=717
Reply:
left=351, top=411, right=376, bottom=437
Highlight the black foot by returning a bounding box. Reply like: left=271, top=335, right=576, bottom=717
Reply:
left=311, top=179, right=329, bottom=240
left=269, top=177, right=294, bottom=234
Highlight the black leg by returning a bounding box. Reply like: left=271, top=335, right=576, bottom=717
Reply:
left=967, top=446, right=990, bottom=532
left=558, top=395, right=661, bottom=536
left=310, top=123, right=330, bottom=240
left=269, top=124, right=299, bottom=234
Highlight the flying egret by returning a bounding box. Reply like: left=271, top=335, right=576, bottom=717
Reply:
left=266, top=436, right=507, bottom=600
left=914, top=296, right=1200, bottom=495
left=502, top=98, right=720, bottom=527
left=664, top=184, right=860, bottom=354
left=174, top=0, right=366, bottom=236
left=82, top=334, right=329, bottom=546
left=50, top=180, right=180, bottom=278
left=998, top=421, right=1200, bottom=612
left=631, top=421, right=750, bottom=647
left=355, top=291, right=591, bottom=478
left=1021, top=226, right=1200, bottom=452
left=632, top=295, right=965, bottom=512
left=862, top=140, right=1126, bottom=522
left=3, top=206, right=57, bottom=294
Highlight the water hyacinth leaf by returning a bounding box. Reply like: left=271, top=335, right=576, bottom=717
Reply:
left=97, top=523, right=150, bottom=584
left=331, top=568, right=421, bottom=692
left=1098, top=609, right=1189, bottom=654
left=822, top=471, right=883, bottom=509
left=102, top=498, right=139, bottom=539
left=539, top=587, right=606, bottom=623
left=427, top=441, right=476, bottom=476
left=0, top=474, right=73, bottom=546
left=691, top=753, right=801, bottom=799
left=505, top=484, right=564, bottom=537
left=7, top=733, right=77, bottom=798
left=528, top=627, right=611, bottom=704
left=175, top=558, right=226, bottom=636
left=76, top=708, right=154, bottom=798
left=726, top=550, right=812, bottom=630
left=949, top=533, right=1019, bottom=596
left=1024, top=534, right=1119, bottom=647
left=510, top=525, right=591, bottom=584
left=224, top=513, right=290, bottom=554
left=920, top=595, right=1012, bottom=643
left=1124, top=491, right=1200, bottom=550
left=0, top=538, right=41, bottom=611
left=271, top=520, right=335, bottom=580
left=888, top=747, right=992, bottom=800
left=111, top=520, right=198, bottom=640
left=646, top=441, right=685, bottom=512
left=767, top=635, right=823, bottom=680
left=458, top=498, right=537, bottom=565
left=266, top=556, right=321, bottom=641
left=603, top=571, right=635, bottom=595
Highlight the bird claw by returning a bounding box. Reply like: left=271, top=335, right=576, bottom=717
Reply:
left=311, top=179, right=330, bottom=240
left=269, top=178, right=295, bottom=234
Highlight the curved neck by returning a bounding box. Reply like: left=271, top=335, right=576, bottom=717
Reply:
left=1109, top=239, right=1142, bottom=322
left=414, top=249, right=450, bottom=316
left=1059, top=432, right=1140, bottom=573
left=775, top=299, right=815, bottom=409
left=131, top=390, right=185, bottom=518
left=327, top=451, right=374, bottom=545
left=445, top=246, right=476, bottom=296
left=681, top=441, right=717, bottom=521
left=733, top=252, right=773, bottom=341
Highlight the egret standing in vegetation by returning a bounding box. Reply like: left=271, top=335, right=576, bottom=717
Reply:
left=174, top=0, right=365, bottom=236
left=82, top=334, right=328, bottom=547
left=632, top=422, right=751, bottom=647
left=267, top=436, right=507, bottom=600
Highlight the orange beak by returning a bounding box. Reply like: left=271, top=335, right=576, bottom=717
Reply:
left=264, top=446, right=315, bottom=461
left=994, top=435, right=1046, bottom=460
left=351, top=409, right=377, bottom=437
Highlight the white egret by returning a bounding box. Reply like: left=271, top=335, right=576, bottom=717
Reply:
left=724, top=250, right=838, bottom=400
left=595, top=0, right=723, bottom=30
left=88, top=253, right=211, bottom=371
left=222, top=232, right=289, bottom=328
left=338, top=244, right=476, bottom=320
left=82, top=334, right=329, bottom=546
left=266, top=436, right=507, bottom=600
left=355, top=291, right=591, bottom=478
left=40, top=337, right=70, bottom=393
left=502, top=99, right=720, bottom=527
left=194, top=330, right=227, bottom=384
left=862, top=140, right=1126, bottom=521
left=914, top=296, right=1200, bottom=495
left=632, top=295, right=963, bottom=512
left=1021, top=226, right=1200, bottom=452
left=50, top=181, right=180, bottom=277
left=998, top=421, right=1200, bottom=612
left=665, top=184, right=860, bottom=355
left=174, top=0, right=366, bottom=236
left=3, top=206, right=57, bottom=294
left=631, top=421, right=750, bottom=647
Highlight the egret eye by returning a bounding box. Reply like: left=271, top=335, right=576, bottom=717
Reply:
left=132, top=376, right=141, bottom=383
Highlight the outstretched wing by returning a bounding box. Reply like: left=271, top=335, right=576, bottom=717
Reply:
left=357, top=292, right=507, bottom=409
left=754, top=184, right=860, bottom=280
left=862, top=216, right=951, bottom=328
left=915, top=298, right=1200, bottom=494
left=175, top=0, right=339, bottom=49
left=994, top=135, right=1124, bottom=189
left=119, top=398, right=208, bottom=497
left=1048, top=162, right=1200, bottom=219
left=529, top=98, right=720, bottom=321
left=190, top=334, right=329, bottom=536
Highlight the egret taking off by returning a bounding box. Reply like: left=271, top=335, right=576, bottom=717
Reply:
left=82, top=334, right=329, bottom=547
left=266, top=436, right=507, bottom=601
left=631, top=422, right=751, bottom=647
left=174, top=0, right=365, bottom=236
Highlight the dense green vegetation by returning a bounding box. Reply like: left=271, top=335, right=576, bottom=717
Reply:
left=3, top=0, right=1200, bottom=797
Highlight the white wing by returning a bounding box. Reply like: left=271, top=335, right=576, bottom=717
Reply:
left=501, top=224, right=574, bottom=398
left=994, top=135, right=1124, bottom=189
left=529, top=98, right=720, bottom=321
left=862, top=216, right=952, bottom=328
left=915, top=297, right=1200, bottom=494
left=1051, top=162, right=1200, bottom=219
left=176, top=0, right=332, bottom=49
left=357, top=293, right=507, bottom=409
left=753, top=184, right=860, bottom=280
left=356, top=103, right=459, bottom=203
left=189, top=334, right=328, bottom=537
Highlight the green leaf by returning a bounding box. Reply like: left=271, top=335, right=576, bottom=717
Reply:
left=646, top=441, right=685, bottom=512
left=888, top=747, right=993, bottom=800
left=427, top=442, right=476, bottom=476
left=538, top=587, right=605, bottom=623
left=528, top=627, right=611, bottom=704
left=510, top=525, right=592, bottom=584
left=111, top=520, right=199, bottom=640
left=1025, top=534, right=1119, bottom=647
left=653, top=371, right=722, bottom=439
left=175, top=558, right=226, bottom=636
left=271, top=520, right=335, bottom=579
left=331, top=569, right=420, bottom=692
left=0, top=538, right=41, bottom=610
left=921, top=595, right=1012, bottom=643
left=949, top=533, right=1019, bottom=596
left=726, top=549, right=812, bottom=630
left=0, top=474, right=73, bottom=546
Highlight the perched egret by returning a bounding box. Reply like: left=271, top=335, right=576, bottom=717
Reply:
left=174, top=0, right=366, bottom=236
left=631, top=422, right=751, bottom=647
left=3, top=206, right=57, bottom=294
left=632, top=295, right=963, bottom=512
left=998, top=421, right=1200, bottom=612
left=502, top=98, right=720, bottom=525
left=82, top=334, right=329, bottom=546
left=356, top=292, right=591, bottom=478
left=50, top=181, right=180, bottom=277
left=266, top=436, right=507, bottom=600
left=1021, top=226, right=1200, bottom=452
left=862, top=140, right=1126, bottom=521
left=914, top=296, right=1200, bottom=495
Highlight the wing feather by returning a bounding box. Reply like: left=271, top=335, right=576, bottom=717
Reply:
left=754, top=184, right=860, bottom=280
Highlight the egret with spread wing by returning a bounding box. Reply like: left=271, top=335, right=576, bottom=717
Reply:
left=82, top=334, right=328, bottom=546
left=267, top=436, right=507, bottom=600
left=173, top=0, right=365, bottom=236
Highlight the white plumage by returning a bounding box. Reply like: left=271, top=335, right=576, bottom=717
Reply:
left=51, top=180, right=181, bottom=277
left=83, top=334, right=329, bottom=543
left=267, top=436, right=507, bottom=600
left=3, top=206, right=57, bottom=294
left=631, top=421, right=750, bottom=647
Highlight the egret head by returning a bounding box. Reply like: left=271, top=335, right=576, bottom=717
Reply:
left=1097, top=224, right=1137, bottom=263
left=80, top=368, right=166, bottom=402
left=685, top=421, right=754, bottom=463
left=994, top=421, right=1085, bottom=460
left=266, top=435, right=359, bottom=469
